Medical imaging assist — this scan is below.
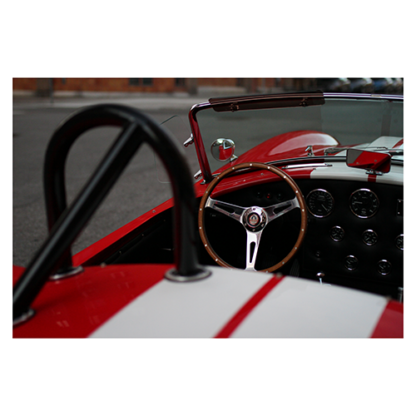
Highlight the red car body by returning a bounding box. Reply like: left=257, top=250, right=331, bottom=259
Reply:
left=13, top=92, right=404, bottom=338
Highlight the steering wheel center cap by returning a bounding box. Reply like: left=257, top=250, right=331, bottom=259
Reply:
left=243, top=207, right=267, bottom=231
left=248, top=213, right=260, bottom=227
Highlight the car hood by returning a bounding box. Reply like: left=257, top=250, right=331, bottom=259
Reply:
left=213, top=132, right=403, bottom=176
left=224, top=130, right=340, bottom=166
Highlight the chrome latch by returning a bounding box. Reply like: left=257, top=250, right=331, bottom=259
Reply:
left=183, top=134, right=194, bottom=147
left=305, top=145, right=314, bottom=157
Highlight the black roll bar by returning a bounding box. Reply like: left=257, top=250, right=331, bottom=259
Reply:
left=13, top=104, right=208, bottom=322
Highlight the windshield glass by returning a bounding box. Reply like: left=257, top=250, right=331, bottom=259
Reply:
left=195, top=97, right=403, bottom=173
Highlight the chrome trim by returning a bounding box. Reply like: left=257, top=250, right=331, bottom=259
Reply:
left=269, top=156, right=344, bottom=168
left=242, top=206, right=267, bottom=232
left=316, top=273, right=331, bottom=285
left=306, top=189, right=334, bottom=218
left=190, top=102, right=210, bottom=112
left=200, top=173, right=219, bottom=185
left=325, top=146, right=390, bottom=156
left=206, top=196, right=246, bottom=222
left=164, top=267, right=212, bottom=282
left=365, top=169, right=384, bottom=176
left=245, top=229, right=263, bottom=271
left=264, top=197, right=299, bottom=222
left=50, top=265, right=84, bottom=281
left=13, top=308, right=35, bottom=327
left=183, top=134, right=194, bottom=147
left=325, top=147, right=349, bottom=155
left=362, top=229, right=378, bottom=246
left=322, top=92, right=403, bottom=100
left=349, top=188, right=379, bottom=218
left=305, top=145, right=314, bottom=157
left=282, top=163, right=332, bottom=170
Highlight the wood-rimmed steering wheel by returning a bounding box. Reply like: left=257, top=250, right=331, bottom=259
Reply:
left=198, top=162, right=308, bottom=272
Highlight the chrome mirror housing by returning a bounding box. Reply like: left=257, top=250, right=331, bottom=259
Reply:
left=346, top=148, right=391, bottom=174
left=211, top=138, right=236, bottom=162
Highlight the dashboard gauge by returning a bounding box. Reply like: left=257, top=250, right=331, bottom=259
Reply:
left=345, top=255, right=358, bottom=271
left=396, top=234, right=403, bottom=250
left=330, top=225, right=345, bottom=241
left=362, top=229, right=378, bottom=246
left=378, top=259, right=392, bottom=276
left=350, top=189, right=379, bottom=218
left=306, top=189, right=334, bottom=217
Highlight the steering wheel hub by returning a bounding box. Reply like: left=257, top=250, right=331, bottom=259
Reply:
left=243, top=207, right=267, bottom=232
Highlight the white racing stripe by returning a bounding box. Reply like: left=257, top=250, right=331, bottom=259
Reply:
left=90, top=266, right=389, bottom=338
left=368, top=136, right=402, bottom=149
left=231, top=277, right=387, bottom=338
left=90, top=266, right=271, bottom=338
left=311, top=162, right=370, bottom=182
left=310, top=162, right=403, bottom=185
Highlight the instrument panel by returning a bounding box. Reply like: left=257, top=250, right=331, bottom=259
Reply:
left=203, top=177, right=403, bottom=298
left=305, top=187, right=402, bottom=268
left=301, top=180, right=403, bottom=297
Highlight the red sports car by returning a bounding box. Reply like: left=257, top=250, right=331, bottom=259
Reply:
left=13, top=92, right=403, bottom=337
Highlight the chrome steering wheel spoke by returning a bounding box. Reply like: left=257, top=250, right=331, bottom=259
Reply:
left=245, top=229, right=263, bottom=271
left=206, top=196, right=246, bottom=222
left=264, top=196, right=300, bottom=222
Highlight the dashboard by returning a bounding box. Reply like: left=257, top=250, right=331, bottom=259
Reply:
left=108, top=173, right=403, bottom=301
left=203, top=177, right=403, bottom=299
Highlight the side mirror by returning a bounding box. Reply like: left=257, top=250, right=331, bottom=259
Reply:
left=211, top=138, right=237, bottom=162
left=346, top=148, right=391, bottom=174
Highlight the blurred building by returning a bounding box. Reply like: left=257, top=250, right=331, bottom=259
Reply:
left=12, top=77, right=401, bottom=96
left=13, top=78, right=288, bottom=96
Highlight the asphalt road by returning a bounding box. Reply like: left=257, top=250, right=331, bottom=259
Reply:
left=13, top=95, right=203, bottom=267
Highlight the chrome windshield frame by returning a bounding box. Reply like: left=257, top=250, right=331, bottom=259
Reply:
left=188, top=92, right=403, bottom=183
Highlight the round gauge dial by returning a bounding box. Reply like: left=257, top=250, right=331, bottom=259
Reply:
left=330, top=226, right=345, bottom=241
left=350, top=189, right=379, bottom=218
left=362, top=229, right=378, bottom=246
left=345, top=255, right=358, bottom=271
left=306, top=189, right=334, bottom=217
left=396, top=234, right=403, bottom=250
left=378, top=260, right=392, bottom=276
